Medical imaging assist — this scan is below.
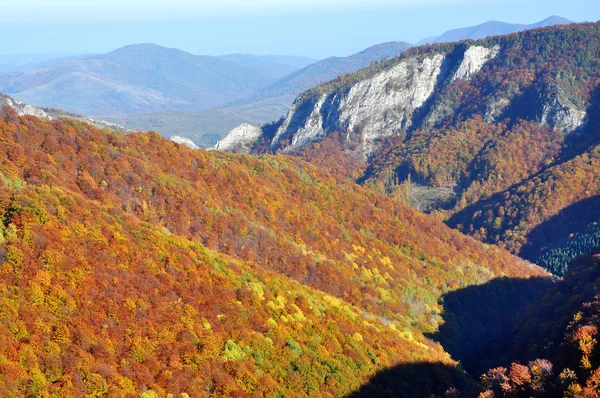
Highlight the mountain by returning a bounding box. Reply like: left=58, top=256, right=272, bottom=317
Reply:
left=216, top=22, right=600, bottom=276
left=416, top=36, right=438, bottom=45
left=430, top=15, right=572, bottom=43
left=0, top=44, right=277, bottom=115
left=98, top=43, right=411, bottom=148
left=0, top=103, right=546, bottom=396
left=244, top=41, right=412, bottom=103
left=216, top=53, right=318, bottom=80
left=0, top=53, right=92, bottom=73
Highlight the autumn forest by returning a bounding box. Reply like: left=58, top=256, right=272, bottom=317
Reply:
left=0, top=16, right=600, bottom=398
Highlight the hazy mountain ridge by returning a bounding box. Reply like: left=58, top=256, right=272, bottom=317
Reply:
left=245, top=41, right=413, bottom=103
left=216, top=53, right=318, bottom=80
left=0, top=44, right=283, bottom=115
left=422, top=15, right=572, bottom=44
left=0, top=53, right=93, bottom=73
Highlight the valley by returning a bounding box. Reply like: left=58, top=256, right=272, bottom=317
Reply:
left=0, top=8, right=598, bottom=398
left=220, top=22, right=600, bottom=278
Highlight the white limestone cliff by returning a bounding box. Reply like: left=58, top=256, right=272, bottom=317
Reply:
left=272, top=53, right=447, bottom=154
left=214, top=123, right=264, bottom=153
left=0, top=96, right=50, bottom=119
left=211, top=42, right=589, bottom=158
left=452, top=45, right=500, bottom=81
left=171, top=136, right=200, bottom=150
left=541, top=88, right=586, bottom=133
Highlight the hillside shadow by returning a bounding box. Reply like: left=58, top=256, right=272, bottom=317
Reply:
left=560, top=83, right=600, bottom=157
left=496, top=80, right=545, bottom=126
left=426, top=277, right=553, bottom=376
left=349, top=255, right=600, bottom=396
left=345, top=277, right=553, bottom=398
left=520, top=195, right=600, bottom=261
left=346, top=361, right=474, bottom=398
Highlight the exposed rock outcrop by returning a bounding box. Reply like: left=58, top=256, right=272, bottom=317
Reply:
left=541, top=89, right=587, bottom=133
left=0, top=95, right=50, bottom=119
left=271, top=54, right=447, bottom=154
left=452, top=45, right=500, bottom=81
left=171, top=135, right=200, bottom=149
left=215, top=26, right=593, bottom=158
left=214, top=123, right=264, bottom=153
left=0, top=92, right=128, bottom=132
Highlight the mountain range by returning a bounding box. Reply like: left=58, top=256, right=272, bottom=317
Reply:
left=240, top=41, right=413, bottom=103
left=0, top=16, right=572, bottom=145
left=1, top=17, right=600, bottom=398
left=99, top=42, right=413, bottom=144
left=0, top=44, right=280, bottom=115
left=216, top=21, right=600, bottom=279
left=0, top=42, right=411, bottom=118
left=420, top=15, right=572, bottom=44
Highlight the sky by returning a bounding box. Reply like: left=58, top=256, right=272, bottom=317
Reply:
left=0, top=0, right=597, bottom=58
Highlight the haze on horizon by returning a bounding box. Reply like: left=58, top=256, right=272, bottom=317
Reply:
left=0, top=0, right=597, bottom=58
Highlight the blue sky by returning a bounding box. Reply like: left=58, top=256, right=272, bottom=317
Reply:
left=0, top=0, right=597, bottom=58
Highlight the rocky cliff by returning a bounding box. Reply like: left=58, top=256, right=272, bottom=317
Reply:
left=217, top=30, right=586, bottom=157
left=214, top=22, right=600, bottom=277
left=0, top=94, right=50, bottom=119
left=0, top=92, right=127, bottom=131
left=213, top=123, right=264, bottom=153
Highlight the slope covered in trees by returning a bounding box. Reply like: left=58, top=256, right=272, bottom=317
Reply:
left=238, top=22, right=600, bottom=276
left=0, top=109, right=546, bottom=396
left=362, top=23, right=600, bottom=277
left=352, top=249, right=600, bottom=397
left=474, top=251, right=600, bottom=397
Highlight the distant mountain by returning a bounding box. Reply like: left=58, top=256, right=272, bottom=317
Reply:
left=0, top=53, right=92, bottom=73
left=416, top=36, right=437, bottom=45
left=244, top=41, right=412, bottom=102
left=216, top=53, right=318, bottom=80
left=100, top=42, right=411, bottom=145
left=429, top=15, right=572, bottom=43
left=0, top=44, right=277, bottom=115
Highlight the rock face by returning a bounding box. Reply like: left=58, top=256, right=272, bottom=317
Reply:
left=217, top=26, right=593, bottom=157
left=171, top=136, right=200, bottom=150
left=0, top=95, right=50, bottom=119
left=219, top=45, right=504, bottom=156
left=214, top=123, right=264, bottom=153
left=271, top=54, right=447, bottom=154
left=452, top=45, right=500, bottom=81
left=0, top=92, right=128, bottom=132
left=541, top=88, right=587, bottom=133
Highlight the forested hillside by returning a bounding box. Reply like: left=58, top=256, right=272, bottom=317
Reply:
left=474, top=250, right=600, bottom=397
left=227, top=22, right=600, bottom=276
left=0, top=109, right=547, bottom=396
